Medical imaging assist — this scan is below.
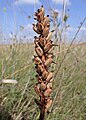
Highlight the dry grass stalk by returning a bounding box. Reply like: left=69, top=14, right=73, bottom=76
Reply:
left=33, top=5, right=56, bottom=120
left=1, top=79, right=17, bottom=84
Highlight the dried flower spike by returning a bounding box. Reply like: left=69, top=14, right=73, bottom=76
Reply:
left=33, top=5, right=56, bottom=120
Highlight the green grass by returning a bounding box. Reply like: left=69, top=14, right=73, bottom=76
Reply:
left=0, top=43, right=86, bottom=120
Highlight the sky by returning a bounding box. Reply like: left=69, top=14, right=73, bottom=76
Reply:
left=0, top=0, right=86, bottom=44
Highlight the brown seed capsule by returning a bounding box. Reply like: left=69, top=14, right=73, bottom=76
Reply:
left=42, top=26, right=50, bottom=37
left=35, top=64, right=44, bottom=74
left=40, top=82, right=47, bottom=91
left=37, top=22, right=44, bottom=32
left=43, top=15, right=50, bottom=27
left=47, top=54, right=53, bottom=58
left=45, top=57, right=53, bottom=66
left=46, top=72, right=53, bottom=82
left=32, top=24, right=41, bottom=34
left=42, top=70, right=49, bottom=80
left=40, top=5, right=45, bottom=16
left=38, top=64, right=44, bottom=73
left=44, top=41, right=53, bottom=53
left=44, top=88, right=52, bottom=97
left=39, top=36, right=46, bottom=47
left=46, top=30, right=55, bottom=41
left=35, top=47, right=43, bottom=57
left=41, top=55, right=46, bottom=62
left=45, top=98, right=52, bottom=109
left=35, top=9, right=44, bottom=22
left=34, top=56, right=42, bottom=65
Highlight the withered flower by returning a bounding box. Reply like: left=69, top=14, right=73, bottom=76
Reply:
left=33, top=5, right=57, bottom=120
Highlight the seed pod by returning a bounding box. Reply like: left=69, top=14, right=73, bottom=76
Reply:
left=43, top=15, right=50, bottom=26
left=41, top=55, right=46, bottom=62
left=40, top=5, right=45, bottom=16
left=38, top=64, right=44, bottom=72
left=45, top=57, right=53, bottom=66
left=35, top=64, right=44, bottom=74
left=35, top=41, right=41, bottom=48
left=32, top=24, right=41, bottom=34
left=35, top=47, right=43, bottom=57
left=42, top=26, right=50, bottom=37
left=46, top=30, right=55, bottom=41
left=35, top=9, right=44, bottom=22
left=45, top=98, right=52, bottom=109
left=42, top=70, right=49, bottom=80
left=37, top=22, right=44, bottom=32
left=47, top=54, right=53, bottom=58
left=44, top=88, right=52, bottom=97
left=40, top=82, right=46, bottom=91
left=39, top=36, right=46, bottom=47
left=46, top=72, right=53, bottom=82
left=34, top=56, right=42, bottom=65
left=44, top=40, right=53, bottom=53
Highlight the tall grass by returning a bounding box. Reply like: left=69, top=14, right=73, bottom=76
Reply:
left=0, top=41, right=86, bottom=120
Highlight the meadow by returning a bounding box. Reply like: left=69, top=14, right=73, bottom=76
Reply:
left=0, top=41, right=86, bottom=120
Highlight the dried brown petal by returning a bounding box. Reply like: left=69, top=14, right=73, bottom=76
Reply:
left=46, top=72, right=53, bottom=82
left=37, top=64, right=44, bottom=73
left=47, top=54, right=53, bottom=58
left=44, top=41, right=53, bottom=53
left=42, top=70, right=49, bottom=80
left=32, top=24, right=41, bottom=34
left=35, top=47, right=43, bottom=57
left=40, top=5, right=45, bottom=16
left=46, top=30, right=55, bottom=41
left=40, top=82, right=46, bottom=91
left=44, top=88, right=52, bottom=97
left=45, top=98, right=52, bottom=109
left=43, top=15, right=50, bottom=26
left=45, top=57, right=53, bottom=66
left=42, top=26, right=50, bottom=37
left=42, top=55, right=46, bottom=62
left=34, top=56, right=42, bottom=65
left=35, top=10, right=44, bottom=22
left=39, top=36, right=46, bottom=47
left=37, top=22, right=44, bottom=32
